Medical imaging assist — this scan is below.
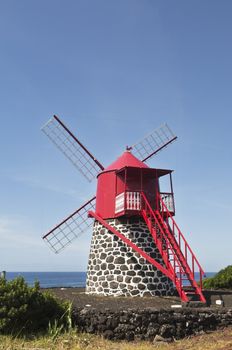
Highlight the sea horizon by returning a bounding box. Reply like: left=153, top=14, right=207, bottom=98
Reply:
left=5, top=271, right=87, bottom=288
left=3, top=271, right=217, bottom=289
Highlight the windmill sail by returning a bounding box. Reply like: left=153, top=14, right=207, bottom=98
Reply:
left=43, top=196, right=96, bottom=253
left=131, top=123, right=177, bottom=162
left=41, top=115, right=104, bottom=182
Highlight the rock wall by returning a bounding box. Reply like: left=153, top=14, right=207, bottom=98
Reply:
left=86, top=218, right=174, bottom=297
left=72, top=307, right=232, bottom=342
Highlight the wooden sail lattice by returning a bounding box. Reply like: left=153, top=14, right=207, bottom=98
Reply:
left=131, top=123, right=177, bottom=162
left=42, top=116, right=104, bottom=182
left=43, top=197, right=96, bottom=253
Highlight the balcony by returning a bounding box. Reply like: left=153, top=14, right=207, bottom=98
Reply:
left=115, top=191, right=175, bottom=216
left=115, top=191, right=141, bottom=214
left=159, top=192, right=175, bottom=213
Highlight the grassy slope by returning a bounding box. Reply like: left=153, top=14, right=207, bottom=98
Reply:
left=203, top=265, right=232, bottom=289
left=0, top=327, right=232, bottom=350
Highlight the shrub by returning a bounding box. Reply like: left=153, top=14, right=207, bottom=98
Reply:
left=203, top=265, right=232, bottom=289
left=0, top=276, right=71, bottom=335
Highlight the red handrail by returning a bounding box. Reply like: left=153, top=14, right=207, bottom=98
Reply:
left=157, top=192, right=205, bottom=289
left=140, top=194, right=187, bottom=300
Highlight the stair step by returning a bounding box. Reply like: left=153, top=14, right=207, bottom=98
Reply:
left=183, top=285, right=195, bottom=288
left=184, top=290, right=196, bottom=293
left=183, top=301, right=207, bottom=307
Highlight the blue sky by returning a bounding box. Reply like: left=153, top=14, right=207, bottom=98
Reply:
left=0, top=0, right=231, bottom=272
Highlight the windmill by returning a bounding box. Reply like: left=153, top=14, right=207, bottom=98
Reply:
left=41, top=115, right=205, bottom=302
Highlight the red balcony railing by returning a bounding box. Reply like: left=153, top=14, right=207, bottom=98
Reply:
left=159, top=192, right=175, bottom=214
left=115, top=191, right=141, bottom=214
left=115, top=191, right=175, bottom=215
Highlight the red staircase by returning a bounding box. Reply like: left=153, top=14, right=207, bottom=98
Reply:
left=141, top=192, right=206, bottom=303
left=89, top=191, right=206, bottom=303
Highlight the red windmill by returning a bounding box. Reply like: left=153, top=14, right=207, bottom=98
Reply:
left=41, top=115, right=205, bottom=303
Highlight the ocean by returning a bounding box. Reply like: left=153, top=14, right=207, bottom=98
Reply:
left=5, top=271, right=216, bottom=288
left=6, top=272, right=87, bottom=288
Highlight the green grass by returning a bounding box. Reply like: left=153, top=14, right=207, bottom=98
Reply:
left=203, top=265, right=232, bottom=289
left=0, top=277, right=72, bottom=335
left=0, top=327, right=232, bottom=350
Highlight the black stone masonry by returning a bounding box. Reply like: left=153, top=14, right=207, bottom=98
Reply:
left=86, top=217, right=174, bottom=296
left=72, top=307, right=232, bottom=342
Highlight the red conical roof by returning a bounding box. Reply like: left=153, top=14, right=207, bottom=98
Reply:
left=104, top=151, right=149, bottom=172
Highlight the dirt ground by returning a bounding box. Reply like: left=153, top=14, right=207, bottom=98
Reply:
left=44, top=287, right=232, bottom=311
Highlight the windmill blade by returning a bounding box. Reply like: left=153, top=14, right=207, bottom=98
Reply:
left=43, top=196, right=96, bottom=253
left=131, top=123, right=177, bottom=162
left=41, top=115, right=104, bottom=182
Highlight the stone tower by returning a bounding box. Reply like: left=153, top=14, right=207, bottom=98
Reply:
left=86, top=218, right=174, bottom=296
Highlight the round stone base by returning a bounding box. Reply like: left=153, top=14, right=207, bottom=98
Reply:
left=86, top=217, right=174, bottom=297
